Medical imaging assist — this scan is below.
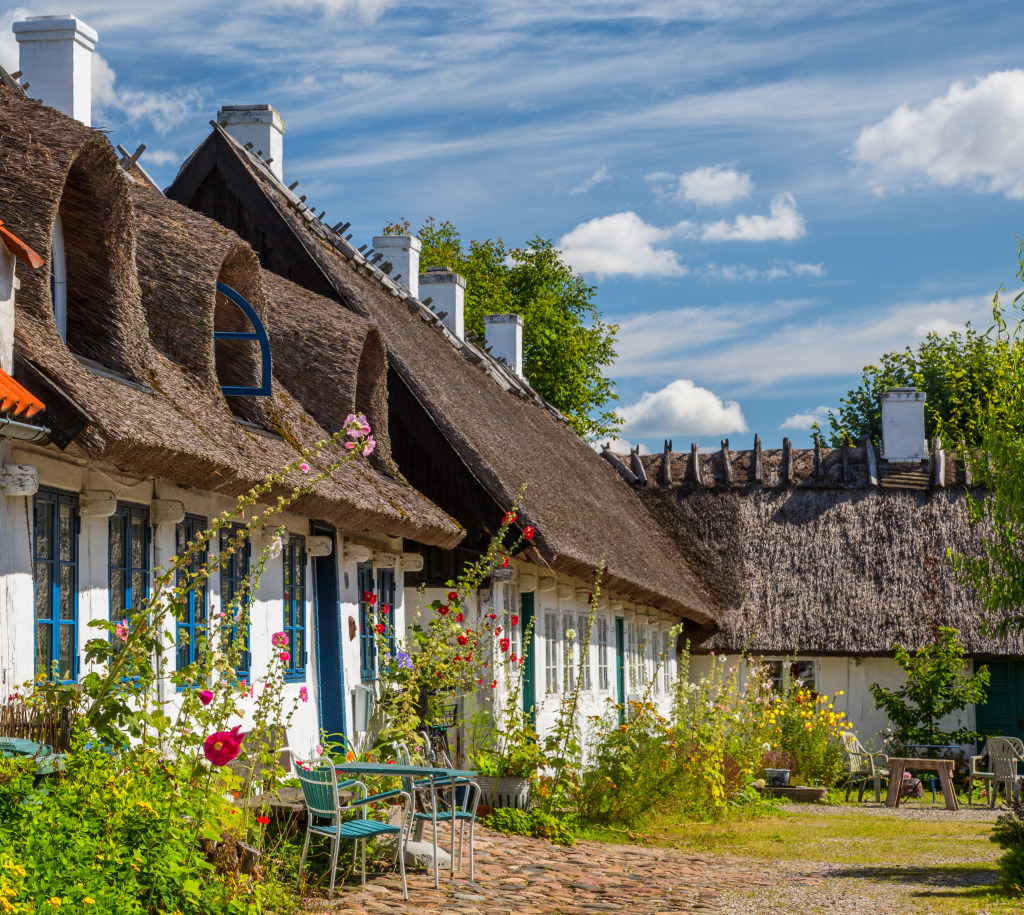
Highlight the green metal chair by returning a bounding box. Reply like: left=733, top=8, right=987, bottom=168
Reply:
left=841, top=731, right=889, bottom=802
left=293, top=755, right=412, bottom=899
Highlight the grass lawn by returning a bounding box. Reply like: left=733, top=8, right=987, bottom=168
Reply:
left=582, top=799, right=1024, bottom=914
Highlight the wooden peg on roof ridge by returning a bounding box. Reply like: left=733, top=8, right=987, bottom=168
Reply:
left=752, top=433, right=763, bottom=483
left=720, top=439, right=732, bottom=485
left=689, top=442, right=702, bottom=486
left=630, top=445, right=647, bottom=485
left=841, top=441, right=850, bottom=483
left=782, top=437, right=793, bottom=485
left=658, top=439, right=672, bottom=485
left=601, top=444, right=638, bottom=485
left=288, top=180, right=300, bottom=190
left=813, top=434, right=822, bottom=480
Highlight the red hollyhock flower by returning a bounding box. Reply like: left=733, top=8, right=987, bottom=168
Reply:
left=363, top=590, right=376, bottom=605
left=489, top=613, right=497, bottom=621
left=502, top=557, right=509, bottom=568
left=380, top=603, right=390, bottom=615
left=477, top=678, right=484, bottom=686
left=523, top=526, right=535, bottom=540
left=439, top=604, right=450, bottom=616
left=455, top=655, right=462, bottom=661
left=375, top=623, right=385, bottom=635
left=457, top=634, right=469, bottom=646
left=257, top=815, right=270, bottom=825
left=456, top=612, right=464, bottom=622
left=511, top=653, right=518, bottom=663
left=495, top=626, right=502, bottom=636
left=500, top=637, right=510, bottom=652
left=503, top=511, right=517, bottom=526
left=466, top=653, right=473, bottom=662
left=490, top=680, right=498, bottom=689
left=204, top=726, right=244, bottom=767
left=447, top=591, right=459, bottom=601
left=511, top=614, right=519, bottom=626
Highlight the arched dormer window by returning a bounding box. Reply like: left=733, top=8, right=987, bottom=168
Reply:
left=50, top=215, right=67, bottom=339
left=214, top=281, right=271, bottom=396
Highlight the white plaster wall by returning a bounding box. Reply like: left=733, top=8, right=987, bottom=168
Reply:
left=0, top=441, right=36, bottom=694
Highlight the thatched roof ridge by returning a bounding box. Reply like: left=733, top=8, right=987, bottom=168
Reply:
left=638, top=456, right=1018, bottom=657
left=0, top=88, right=461, bottom=547
left=170, top=127, right=715, bottom=624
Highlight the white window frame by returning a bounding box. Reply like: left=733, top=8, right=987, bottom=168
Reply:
left=662, top=631, right=673, bottom=693
left=761, top=658, right=818, bottom=694
left=577, top=612, right=592, bottom=691
left=544, top=611, right=559, bottom=694
left=597, top=616, right=610, bottom=691
left=563, top=614, right=576, bottom=692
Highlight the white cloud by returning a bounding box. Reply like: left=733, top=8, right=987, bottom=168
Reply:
left=852, top=70, right=1024, bottom=199
left=702, top=259, right=824, bottom=280
left=652, top=164, right=755, bottom=207
left=0, top=8, right=32, bottom=72
left=701, top=192, right=806, bottom=241
left=93, top=55, right=203, bottom=134
left=618, top=379, right=748, bottom=438
left=779, top=405, right=836, bottom=430
left=558, top=211, right=693, bottom=279
left=141, top=148, right=182, bottom=167
left=569, top=165, right=612, bottom=195
left=592, top=437, right=648, bottom=456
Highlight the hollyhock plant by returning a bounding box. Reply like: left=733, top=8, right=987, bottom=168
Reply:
left=363, top=591, right=376, bottom=605
left=500, top=638, right=511, bottom=652
left=457, top=634, right=469, bottom=646
left=114, top=619, right=129, bottom=642
left=375, top=623, right=385, bottom=635
left=447, top=591, right=459, bottom=601
left=198, top=689, right=214, bottom=706
left=523, top=525, right=535, bottom=540
left=279, top=652, right=291, bottom=663
left=381, top=603, right=390, bottom=615
left=204, top=726, right=244, bottom=766
left=299, top=687, right=309, bottom=703
left=511, top=614, right=519, bottom=626
left=272, top=631, right=288, bottom=649
left=456, top=612, right=464, bottom=622
left=299, top=462, right=310, bottom=473
left=503, top=511, right=517, bottom=526
left=438, top=604, right=450, bottom=616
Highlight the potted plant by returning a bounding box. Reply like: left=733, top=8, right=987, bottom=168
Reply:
left=471, top=729, right=546, bottom=810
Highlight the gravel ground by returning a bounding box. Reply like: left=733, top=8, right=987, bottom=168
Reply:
left=780, top=801, right=1003, bottom=822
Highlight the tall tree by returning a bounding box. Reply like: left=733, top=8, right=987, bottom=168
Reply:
left=384, top=219, right=621, bottom=440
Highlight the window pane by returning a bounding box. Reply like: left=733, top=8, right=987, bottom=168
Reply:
left=58, top=623, right=74, bottom=680
left=59, top=564, right=74, bottom=619
left=131, top=516, right=146, bottom=570
left=35, top=500, right=53, bottom=560
left=132, top=572, right=147, bottom=610
left=109, top=517, right=125, bottom=568
left=36, top=622, right=51, bottom=675
left=284, top=594, right=292, bottom=628
left=294, top=629, right=304, bottom=667
left=35, top=563, right=52, bottom=622
left=110, top=571, right=125, bottom=617
left=58, top=503, right=74, bottom=562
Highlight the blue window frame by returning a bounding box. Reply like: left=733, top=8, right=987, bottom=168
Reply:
left=358, top=564, right=375, bottom=682
left=215, top=282, right=272, bottom=396
left=33, top=488, right=79, bottom=682
left=175, top=514, right=208, bottom=682
left=376, top=568, right=396, bottom=657
left=109, top=503, right=151, bottom=649
left=283, top=535, right=307, bottom=681
left=219, top=524, right=251, bottom=680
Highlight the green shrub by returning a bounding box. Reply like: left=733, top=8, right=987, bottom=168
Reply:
left=485, top=807, right=577, bottom=846
left=991, top=794, right=1024, bottom=893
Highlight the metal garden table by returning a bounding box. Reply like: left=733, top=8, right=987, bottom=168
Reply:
left=334, top=761, right=477, bottom=889
left=0, top=737, right=64, bottom=777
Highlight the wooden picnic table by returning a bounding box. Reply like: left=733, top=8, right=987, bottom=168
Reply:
left=886, top=757, right=959, bottom=811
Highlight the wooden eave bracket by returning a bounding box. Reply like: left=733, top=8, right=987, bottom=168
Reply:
left=0, top=220, right=43, bottom=269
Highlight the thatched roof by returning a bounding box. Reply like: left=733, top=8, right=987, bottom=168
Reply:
left=635, top=441, right=1020, bottom=657
left=0, top=88, right=461, bottom=547
left=167, top=126, right=715, bottom=625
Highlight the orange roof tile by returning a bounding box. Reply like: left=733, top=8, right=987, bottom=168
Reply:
left=0, top=368, right=44, bottom=418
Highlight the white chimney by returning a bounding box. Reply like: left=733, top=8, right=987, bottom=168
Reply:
left=216, top=105, right=285, bottom=181
left=419, top=266, right=465, bottom=340
left=484, top=313, right=524, bottom=378
left=372, top=235, right=420, bottom=299
left=14, top=14, right=98, bottom=126
left=880, top=387, right=927, bottom=462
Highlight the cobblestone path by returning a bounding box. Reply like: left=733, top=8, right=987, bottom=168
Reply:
left=312, top=826, right=825, bottom=914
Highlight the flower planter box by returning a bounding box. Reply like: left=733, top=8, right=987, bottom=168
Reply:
left=757, top=785, right=828, bottom=803
left=477, top=776, right=530, bottom=810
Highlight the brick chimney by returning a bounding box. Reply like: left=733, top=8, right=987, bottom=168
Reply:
left=880, top=387, right=927, bottom=462
left=484, top=313, right=524, bottom=378
left=372, top=235, right=420, bottom=299
left=14, top=14, right=98, bottom=126
left=216, top=105, right=285, bottom=181
left=419, top=266, right=465, bottom=340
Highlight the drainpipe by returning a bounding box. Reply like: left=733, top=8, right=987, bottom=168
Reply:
left=0, top=416, right=50, bottom=442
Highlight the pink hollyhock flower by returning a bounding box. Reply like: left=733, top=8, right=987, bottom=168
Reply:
left=299, top=462, right=310, bottom=473
left=272, top=632, right=288, bottom=648
left=344, top=440, right=357, bottom=450
left=299, top=687, right=309, bottom=703
left=315, top=744, right=324, bottom=755
left=363, top=434, right=376, bottom=456
left=199, top=689, right=214, bottom=706
left=114, top=619, right=129, bottom=642
left=280, top=652, right=291, bottom=663
left=204, top=726, right=244, bottom=766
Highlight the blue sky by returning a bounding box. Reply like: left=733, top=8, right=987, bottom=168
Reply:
left=4, top=1, right=1024, bottom=451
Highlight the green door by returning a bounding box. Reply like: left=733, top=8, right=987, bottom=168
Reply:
left=521, top=592, right=536, bottom=727
left=976, top=660, right=1024, bottom=744
left=615, top=617, right=625, bottom=724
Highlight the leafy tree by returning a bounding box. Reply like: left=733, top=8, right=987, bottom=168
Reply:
left=820, top=318, right=1018, bottom=448
left=951, top=244, right=1024, bottom=637
left=869, top=627, right=990, bottom=746
left=383, top=218, right=621, bottom=440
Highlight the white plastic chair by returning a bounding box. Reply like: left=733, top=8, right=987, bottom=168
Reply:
left=842, top=731, right=889, bottom=803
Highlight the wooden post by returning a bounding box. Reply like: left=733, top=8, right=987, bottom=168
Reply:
left=689, top=442, right=702, bottom=486
left=720, top=439, right=732, bottom=485
left=781, top=438, right=793, bottom=485
left=813, top=435, right=822, bottom=480
left=600, top=444, right=638, bottom=484
left=931, top=440, right=945, bottom=489
left=630, top=445, right=648, bottom=485
left=658, top=439, right=672, bottom=485
left=752, top=434, right=762, bottom=483
left=841, top=442, right=850, bottom=484
left=864, top=436, right=879, bottom=487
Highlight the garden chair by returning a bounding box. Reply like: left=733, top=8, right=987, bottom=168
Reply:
left=972, top=737, right=1024, bottom=809
left=392, top=742, right=481, bottom=881
left=841, top=731, right=889, bottom=802
left=292, top=755, right=412, bottom=899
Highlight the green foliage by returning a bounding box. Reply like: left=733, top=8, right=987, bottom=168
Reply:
left=950, top=249, right=1024, bottom=638
left=383, top=218, right=620, bottom=440
left=820, top=311, right=1019, bottom=447
left=991, top=793, right=1024, bottom=894
left=485, top=807, right=578, bottom=846
left=870, top=627, right=989, bottom=745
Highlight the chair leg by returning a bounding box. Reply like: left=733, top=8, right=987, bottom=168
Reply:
left=967, top=778, right=973, bottom=806
left=327, top=835, right=341, bottom=899
left=361, top=838, right=367, bottom=886
left=458, top=820, right=466, bottom=871
left=845, top=782, right=852, bottom=802
left=296, top=829, right=312, bottom=888
left=468, top=818, right=475, bottom=883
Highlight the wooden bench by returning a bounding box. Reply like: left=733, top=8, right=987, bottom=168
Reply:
left=885, top=757, right=959, bottom=811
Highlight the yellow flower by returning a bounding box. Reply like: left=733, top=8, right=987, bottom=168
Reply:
left=82, top=899, right=96, bottom=906
left=49, top=899, right=62, bottom=908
